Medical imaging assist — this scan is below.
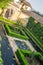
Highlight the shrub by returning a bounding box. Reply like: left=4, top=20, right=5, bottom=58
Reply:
left=16, top=49, right=29, bottom=65
left=26, top=28, right=43, bottom=49
left=0, top=16, right=16, bottom=25
left=21, top=50, right=43, bottom=65
left=26, top=17, right=43, bottom=49
left=4, top=24, right=28, bottom=40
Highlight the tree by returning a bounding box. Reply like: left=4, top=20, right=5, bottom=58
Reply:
left=0, top=0, right=13, bottom=16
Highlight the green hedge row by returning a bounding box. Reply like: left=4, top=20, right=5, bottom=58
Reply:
left=21, top=50, right=43, bottom=65
left=0, top=16, right=16, bottom=25
left=16, top=49, right=29, bottom=65
left=25, top=28, right=43, bottom=50
left=16, top=49, right=43, bottom=65
left=21, top=49, right=31, bottom=55
left=4, top=24, right=28, bottom=40
left=19, top=27, right=28, bottom=36
left=26, top=17, right=43, bottom=50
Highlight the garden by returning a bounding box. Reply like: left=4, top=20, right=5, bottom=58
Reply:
left=26, top=17, right=43, bottom=50
left=4, top=23, right=28, bottom=40
left=0, top=16, right=16, bottom=25
left=16, top=48, right=43, bottom=65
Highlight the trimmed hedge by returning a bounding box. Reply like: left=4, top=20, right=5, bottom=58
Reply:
left=16, top=49, right=29, bottom=65
left=16, top=49, right=43, bottom=65
left=26, top=17, right=43, bottom=50
left=21, top=50, right=43, bottom=65
left=0, top=16, right=16, bottom=25
left=21, top=49, right=31, bottom=55
left=26, top=28, right=43, bottom=49
left=23, top=27, right=43, bottom=50
left=4, top=24, right=28, bottom=40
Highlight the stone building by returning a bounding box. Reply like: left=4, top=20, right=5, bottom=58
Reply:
left=2, top=0, right=32, bottom=26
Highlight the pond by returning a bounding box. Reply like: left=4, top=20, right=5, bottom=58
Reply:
left=15, top=40, right=29, bottom=50
left=1, top=37, right=17, bottom=65
left=0, top=24, right=17, bottom=65
left=0, top=23, right=17, bottom=65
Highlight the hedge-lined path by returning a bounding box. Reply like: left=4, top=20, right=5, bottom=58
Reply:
left=0, top=23, right=17, bottom=65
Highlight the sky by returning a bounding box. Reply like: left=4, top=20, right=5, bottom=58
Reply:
left=14, top=0, right=43, bottom=14
left=26, top=0, right=43, bottom=14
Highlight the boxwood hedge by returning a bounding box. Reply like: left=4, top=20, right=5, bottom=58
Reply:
left=26, top=17, right=43, bottom=50
left=21, top=50, right=43, bottom=65
left=16, top=49, right=29, bottom=65
left=4, top=24, right=28, bottom=40
left=26, top=28, right=43, bottom=50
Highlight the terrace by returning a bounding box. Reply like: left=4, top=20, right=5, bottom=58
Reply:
left=0, top=0, right=43, bottom=65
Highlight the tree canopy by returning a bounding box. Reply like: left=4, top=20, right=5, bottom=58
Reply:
left=0, top=0, right=13, bottom=9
